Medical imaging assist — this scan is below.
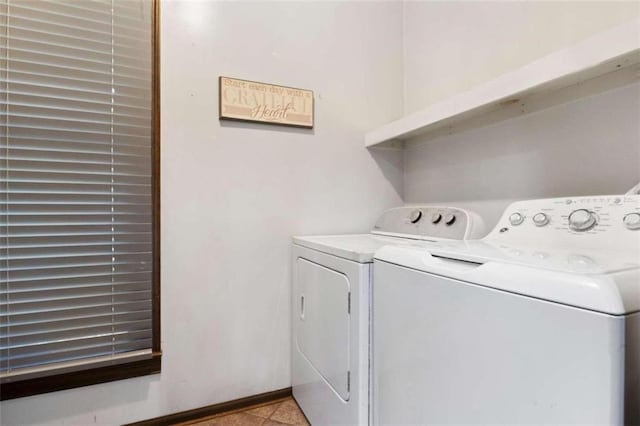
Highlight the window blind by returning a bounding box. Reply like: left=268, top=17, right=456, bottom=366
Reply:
left=1, top=0, right=155, bottom=381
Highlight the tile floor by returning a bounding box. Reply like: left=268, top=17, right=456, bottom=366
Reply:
left=177, top=397, right=309, bottom=426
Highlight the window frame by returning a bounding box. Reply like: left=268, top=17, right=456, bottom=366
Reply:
left=0, top=0, right=162, bottom=401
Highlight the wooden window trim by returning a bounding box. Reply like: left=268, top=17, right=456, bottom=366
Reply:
left=0, top=354, right=162, bottom=401
left=0, top=0, right=162, bottom=401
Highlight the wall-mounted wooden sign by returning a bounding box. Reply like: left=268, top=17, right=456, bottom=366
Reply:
left=219, top=77, right=314, bottom=128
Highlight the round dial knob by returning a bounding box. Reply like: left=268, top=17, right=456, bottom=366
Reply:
left=444, top=214, right=456, bottom=225
left=532, top=212, right=549, bottom=227
left=409, top=209, right=422, bottom=224
left=568, top=209, right=597, bottom=231
left=431, top=213, right=442, bottom=224
left=623, top=212, right=640, bottom=230
left=509, top=212, right=524, bottom=226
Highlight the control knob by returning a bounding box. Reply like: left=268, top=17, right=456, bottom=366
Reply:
left=568, top=209, right=597, bottom=232
left=623, top=213, right=640, bottom=230
left=444, top=214, right=456, bottom=226
left=509, top=213, right=525, bottom=226
left=532, top=213, right=549, bottom=227
left=431, top=213, right=442, bottom=224
left=409, top=209, right=422, bottom=224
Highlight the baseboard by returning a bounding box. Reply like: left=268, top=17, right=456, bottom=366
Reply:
left=127, top=387, right=292, bottom=426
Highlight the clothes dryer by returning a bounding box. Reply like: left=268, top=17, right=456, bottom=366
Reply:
left=292, top=206, right=484, bottom=425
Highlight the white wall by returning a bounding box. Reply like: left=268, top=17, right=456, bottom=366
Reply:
left=404, top=82, right=640, bottom=230
left=0, top=1, right=404, bottom=424
left=403, top=0, right=640, bottom=114
left=402, top=1, right=640, bottom=230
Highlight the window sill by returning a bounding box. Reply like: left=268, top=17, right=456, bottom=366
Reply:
left=0, top=352, right=162, bottom=401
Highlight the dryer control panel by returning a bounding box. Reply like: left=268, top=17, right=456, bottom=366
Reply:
left=487, top=194, right=640, bottom=251
left=372, top=206, right=485, bottom=241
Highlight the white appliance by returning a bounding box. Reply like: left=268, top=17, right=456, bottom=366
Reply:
left=292, top=206, right=484, bottom=426
left=373, top=195, right=640, bottom=425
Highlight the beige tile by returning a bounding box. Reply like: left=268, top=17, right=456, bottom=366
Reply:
left=269, top=399, right=309, bottom=426
left=245, top=402, right=281, bottom=419
left=206, top=412, right=266, bottom=426
left=172, top=397, right=296, bottom=426
left=262, top=420, right=290, bottom=426
left=175, top=417, right=218, bottom=426
left=173, top=409, right=244, bottom=426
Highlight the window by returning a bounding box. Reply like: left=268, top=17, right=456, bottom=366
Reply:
left=1, top=0, right=160, bottom=400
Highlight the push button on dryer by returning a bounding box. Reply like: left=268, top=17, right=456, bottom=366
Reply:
left=409, top=209, right=423, bottom=224
left=444, top=214, right=456, bottom=225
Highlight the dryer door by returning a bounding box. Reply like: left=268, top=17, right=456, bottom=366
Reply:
left=296, top=258, right=350, bottom=401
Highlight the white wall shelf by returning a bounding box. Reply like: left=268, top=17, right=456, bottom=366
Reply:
left=365, top=18, right=640, bottom=148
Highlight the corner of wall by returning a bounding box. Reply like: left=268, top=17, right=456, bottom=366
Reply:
left=399, top=0, right=408, bottom=203
left=401, top=0, right=408, bottom=117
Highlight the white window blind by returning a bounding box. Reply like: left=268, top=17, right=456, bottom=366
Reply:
left=1, top=0, right=155, bottom=381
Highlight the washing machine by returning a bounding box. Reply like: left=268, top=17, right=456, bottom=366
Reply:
left=373, top=195, right=640, bottom=425
left=291, top=205, right=484, bottom=426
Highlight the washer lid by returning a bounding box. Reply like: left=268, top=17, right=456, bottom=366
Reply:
left=429, top=240, right=640, bottom=275
left=375, top=242, right=640, bottom=315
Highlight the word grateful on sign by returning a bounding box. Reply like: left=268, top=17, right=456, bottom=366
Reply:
left=218, top=77, right=314, bottom=128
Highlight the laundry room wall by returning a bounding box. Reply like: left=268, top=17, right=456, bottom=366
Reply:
left=401, top=1, right=640, bottom=230
left=0, top=1, right=404, bottom=425
left=403, top=1, right=640, bottom=114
